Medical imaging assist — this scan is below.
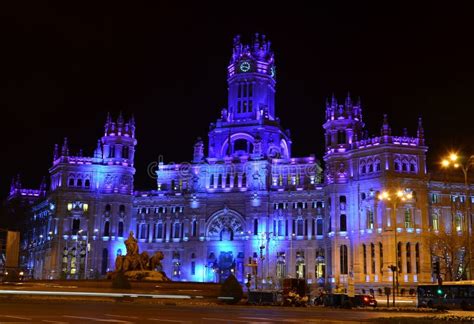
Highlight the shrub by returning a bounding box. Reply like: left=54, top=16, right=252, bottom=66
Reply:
left=219, top=274, right=243, bottom=304
left=111, top=272, right=131, bottom=289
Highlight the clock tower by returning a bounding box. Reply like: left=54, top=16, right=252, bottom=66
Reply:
left=227, top=34, right=276, bottom=121
left=206, top=34, right=291, bottom=160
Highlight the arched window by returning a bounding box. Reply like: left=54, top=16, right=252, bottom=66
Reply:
left=339, top=196, right=346, bottom=211
left=402, top=161, right=408, bottom=172
left=340, top=214, right=347, bottom=232
left=68, top=178, right=75, bottom=187
left=410, top=162, right=416, bottom=173
left=394, top=161, right=400, bottom=171
left=101, top=248, right=108, bottom=275
left=406, top=242, right=412, bottom=274
left=118, top=221, right=124, bottom=237
left=368, top=163, right=374, bottom=173
left=105, top=204, right=111, bottom=213
left=233, top=174, right=239, bottom=187
left=375, top=159, right=381, bottom=172
left=103, top=221, right=110, bottom=237
left=209, top=174, right=214, bottom=187
left=233, top=139, right=248, bottom=153
left=85, top=179, right=90, bottom=188
left=218, top=174, right=222, bottom=188
left=76, top=178, right=83, bottom=187
left=340, top=245, right=348, bottom=274
left=72, top=218, right=80, bottom=235
left=119, top=205, right=125, bottom=214
left=225, top=174, right=230, bottom=187
left=361, top=164, right=366, bottom=174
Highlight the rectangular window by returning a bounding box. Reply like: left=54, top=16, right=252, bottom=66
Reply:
left=238, top=84, right=241, bottom=98
left=248, top=100, right=253, bottom=112
left=237, top=101, right=241, bottom=113
left=253, top=219, right=258, bottom=235
left=431, top=194, right=439, bottom=204
left=191, top=261, right=196, bottom=275
left=243, top=83, right=247, bottom=97
left=278, top=220, right=284, bottom=236
left=248, top=83, right=253, bottom=97
left=192, top=220, right=197, bottom=237
left=316, top=219, right=323, bottom=235
left=243, top=101, right=247, bottom=112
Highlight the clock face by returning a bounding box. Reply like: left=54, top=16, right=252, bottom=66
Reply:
left=239, top=61, right=251, bottom=72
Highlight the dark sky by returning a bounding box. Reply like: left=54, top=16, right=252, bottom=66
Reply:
left=1, top=2, right=473, bottom=196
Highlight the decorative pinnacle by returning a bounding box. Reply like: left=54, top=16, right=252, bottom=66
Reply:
left=381, top=114, right=391, bottom=136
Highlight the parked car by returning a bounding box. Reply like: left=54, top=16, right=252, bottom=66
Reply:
left=353, top=294, right=377, bottom=307
left=323, top=293, right=377, bottom=308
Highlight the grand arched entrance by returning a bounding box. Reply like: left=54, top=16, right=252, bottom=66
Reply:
left=206, top=208, right=246, bottom=282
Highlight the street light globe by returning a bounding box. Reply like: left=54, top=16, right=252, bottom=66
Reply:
left=449, top=153, right=458, bottom=162
left=441, top=159, right=450, bottom=167
left=396, top=190, right=404, bottom=198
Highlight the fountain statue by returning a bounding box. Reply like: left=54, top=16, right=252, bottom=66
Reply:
left=107, top=231, right=170, bottom=281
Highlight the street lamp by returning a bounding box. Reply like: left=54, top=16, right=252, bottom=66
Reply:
left=441, top=152, right=473, bottom=280
left=378, top=188, right=413, bottom=307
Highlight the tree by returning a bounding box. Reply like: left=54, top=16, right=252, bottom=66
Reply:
left=428, top=230, right=471, bottom=281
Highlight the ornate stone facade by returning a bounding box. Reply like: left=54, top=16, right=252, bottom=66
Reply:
left=19, top=34, right=473, bottom=294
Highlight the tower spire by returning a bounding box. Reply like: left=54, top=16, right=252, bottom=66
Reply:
left=61, top=137, right=69, bottom=157
left=417, top=117, right=424, bottom=144
left=53, top=143, right=59, bottom=161
left=380, top=114, right=391, bottom=136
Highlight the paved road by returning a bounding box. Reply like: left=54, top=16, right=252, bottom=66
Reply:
left=0, top=301, right=442, bottom=323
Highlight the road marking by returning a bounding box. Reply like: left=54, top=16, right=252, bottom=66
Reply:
left=201, top=318, right=256, bottom=323
left=104, top=314, right=139, bottom=319
left=3, top=315, right=33, bottom=320
left=147, top=319, right=191, bottom=323
left=63, top=315, right=132, bottom=323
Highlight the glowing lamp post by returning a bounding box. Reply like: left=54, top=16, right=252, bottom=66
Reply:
left=441, top=152, right=473, bottom=280
left=378, top=188, right=413, bottom=307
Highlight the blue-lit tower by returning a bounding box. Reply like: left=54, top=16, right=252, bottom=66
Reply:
left=26, top=113, right=137, bottom=279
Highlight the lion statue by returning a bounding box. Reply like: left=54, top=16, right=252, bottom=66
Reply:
left=149, top=251, right=164, bottom=271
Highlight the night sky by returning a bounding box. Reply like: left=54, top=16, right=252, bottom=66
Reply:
left=1, top=2, right=473, bottom=197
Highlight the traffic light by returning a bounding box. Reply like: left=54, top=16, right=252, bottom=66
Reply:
left=437, top=287, right=443, bottom=295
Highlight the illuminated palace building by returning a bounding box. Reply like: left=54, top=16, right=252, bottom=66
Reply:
left=20, top=35, right=472, bottom=293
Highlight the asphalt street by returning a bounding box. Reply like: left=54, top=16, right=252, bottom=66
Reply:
left=0, top=301, right=450, bottom=323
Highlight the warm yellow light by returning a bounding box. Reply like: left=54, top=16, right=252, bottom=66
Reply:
left=407, top=194, right=413, bottom=200
left=67, top=203, right=72, bottom=211
left=396, top=190, right=404, bottom=197
left=449, top=153, right=458, bottom=162
left=454, top=163, right=460, bottom=168
left=83, top=203, right=89, bottom=212
left=441, top=159, right=450, bottom=167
